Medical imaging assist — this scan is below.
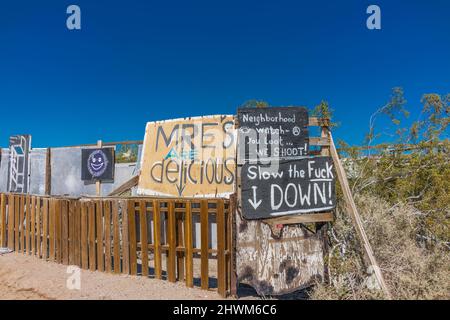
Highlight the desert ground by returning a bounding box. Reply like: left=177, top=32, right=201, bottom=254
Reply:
left=0, top=252, right=227, bottom=300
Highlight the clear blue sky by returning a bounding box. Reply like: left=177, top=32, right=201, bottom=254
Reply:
left=1, top=0, right=449, bottom=147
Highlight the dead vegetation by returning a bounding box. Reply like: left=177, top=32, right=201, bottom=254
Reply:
left=311, top=195, right=449, bottom=300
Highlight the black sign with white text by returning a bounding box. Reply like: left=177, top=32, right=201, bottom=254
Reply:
left=237, top=107, right=309, bottom=164
left=241, top=157, right=336, bottom=219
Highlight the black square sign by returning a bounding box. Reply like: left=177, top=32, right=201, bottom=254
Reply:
left=81, top=147, right=115, bottom=181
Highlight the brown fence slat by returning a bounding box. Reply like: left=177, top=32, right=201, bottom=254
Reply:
left=216, top=199, right=226, bottom=297
left=0, top=194, right=6, bottom=248
left=20, top=196, right=25, bottom=253
left=62, top=200, right=69, bottom=265
left=184, top=201, right=193, bottom=288
left=152, top=200, right=162, bottom=279
left=75, top=200, right=82, bottom=267
left=127, top=200, right=137, bottom=275
left=176, top=209, right=185, bottom=282
left=139, top=200, right=149, bottom=277
left=96, top=201, right=104, bottom=272
left=121, top=200, right=130, bottom=274
left=55, top=200, right=62, bottom=263
left=25, top=195, right=31, bottom=254
left=42, top=199, right=49, bottom=260
left=80, top=202, right=89, bottom=270
left=36, top=198, right=42, bottom=258
left=104, top=201, right=112, bottom=273
left=112, top=201, right=121, bottom=274
left=49, top=199, right=56, bottom=261
left=200, top=200, right=209, bottom=290
left=30, top=197, right=36, bottom=255
left=7, top=195, right=14, bottom=250
left=68, top=200, right=75, bottom=265
left=167, top=201, right=176, bottom=283
left=88, top=202, right=96, bottom=271
left=14, top=195, right=20, bottom=252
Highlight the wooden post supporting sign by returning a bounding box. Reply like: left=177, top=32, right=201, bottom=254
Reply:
left=329, top=132, right=392, bottom=299
left=96, top=140, right=102, bottom=196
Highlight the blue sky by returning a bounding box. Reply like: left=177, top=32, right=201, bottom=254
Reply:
left=1, top=0, right=449, bottom=147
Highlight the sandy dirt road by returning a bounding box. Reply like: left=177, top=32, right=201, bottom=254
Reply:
left=0, top=252, right=226, bottom=300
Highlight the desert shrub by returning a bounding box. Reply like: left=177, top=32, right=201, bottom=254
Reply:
left=310, top=89, right=449, bottom=299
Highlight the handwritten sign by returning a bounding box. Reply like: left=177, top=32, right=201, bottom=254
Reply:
left=241, top=157, right=336, bottom=219
left=237, top=107, right=309, bottom=164
left=137, top=115, right=236, bottom=197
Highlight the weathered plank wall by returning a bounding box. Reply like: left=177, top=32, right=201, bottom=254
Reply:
left=235, top=206, right=326, bottom=295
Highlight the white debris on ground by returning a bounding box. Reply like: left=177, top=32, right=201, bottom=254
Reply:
left=0, top=248, right=13, bottom=255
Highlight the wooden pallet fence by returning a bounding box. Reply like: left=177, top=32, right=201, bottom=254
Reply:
left=0, top=194, right=232, bottom=297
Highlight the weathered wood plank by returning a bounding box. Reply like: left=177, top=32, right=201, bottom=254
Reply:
left=55, top=200, right=62, bottom=263
left=36, top=198, right=41, bottom=258
left=229, top=195, right=237, bottom=296
left=236, top=214, right=325, bottom=295
left=7, top=195, right=14, bottom=250
left=309, top=136, right=330, bottom=146
left=200, top=200, right=209, bottom=290
left=42, top=199, right=49, bottom=260
left=184, top=201, right=193, bottom=288
left=216, top=199, right=226, bottom=297
left=104, top=201, right=112, bottom=273
left=61, top=200, right=69, bottom=265
left=96, top=201, right=104, bottom=272
left=30, top=196, right=36, bottom=255
left=15, top=195, right=20, bottom=252
left=80, top=201, right=89, bottom=270
left=263, top=212, right=334, bottom=226
left=152, top=200, right=162, bottom=279
left=73, top=200, right=81, bottom=267
left=88, top=201, right=96, bottom=271
left=127, top=200, right=137, bottom=275
left=68, top=200, right=75, bottom=265
left=139, top=200, right=149, bottom=277
left=121, top=200, right=130, bottom=274
left=19, top=196, right=24, bottom=253
left=176, top=208, right=185, bottom=282
left=49, top=199, right=56, bottom=261
left=25, top=195, right=31, bottom=254
left=167, top=201, right=176, bottom=283
left=112, top=201, right=121, bottom=274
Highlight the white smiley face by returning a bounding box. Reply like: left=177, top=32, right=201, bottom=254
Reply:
left=90, top=156, right=105, bottom=171
left=87, top=150, right=109, bottom=177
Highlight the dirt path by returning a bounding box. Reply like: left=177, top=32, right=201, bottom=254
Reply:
left=0, top=252, right=226, bottom=300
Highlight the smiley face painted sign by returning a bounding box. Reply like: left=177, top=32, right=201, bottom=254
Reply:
left=81, top=147, right=115, bottom=181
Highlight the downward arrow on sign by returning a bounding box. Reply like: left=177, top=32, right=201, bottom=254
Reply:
left=248, top=186, right=262, bottom=210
